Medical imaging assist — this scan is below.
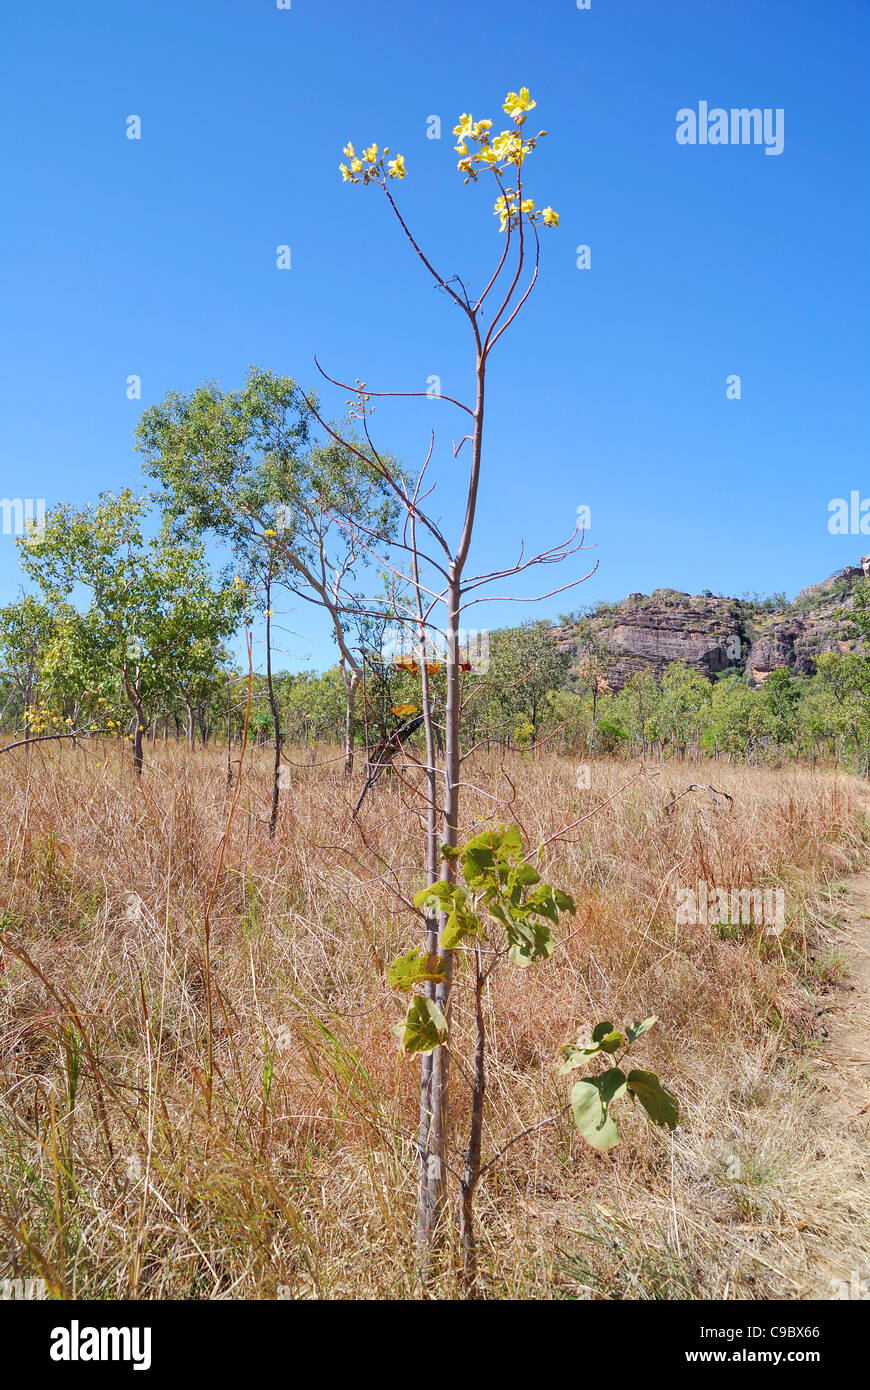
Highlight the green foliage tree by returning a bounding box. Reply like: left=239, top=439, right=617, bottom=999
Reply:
left=17, top=491, right=241, bottom=773
left=652, top=661, right=712, bottom=758
left=486, top=620, right=570, bottom=744
left=609, top=671, right=661, bottom=757
left=137, top=368, right=402, bottom=826
left=0, top=595, right=58, bottom=737
left=815, top=651, right=870, bottom=776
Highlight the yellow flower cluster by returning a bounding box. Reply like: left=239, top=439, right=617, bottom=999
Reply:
left=338, top=88, right=558, bottom=237
left=25, top=701, right=69, bottom=736
left=339, top=141, right=406, bottom=185
left=454, top=88, right=558, bottom=233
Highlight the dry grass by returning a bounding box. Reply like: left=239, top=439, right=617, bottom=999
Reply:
left=0, top=740, right=868, bottom=1299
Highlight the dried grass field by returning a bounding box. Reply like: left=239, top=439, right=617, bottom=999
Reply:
left=1, top=741, right=868, bottom=1299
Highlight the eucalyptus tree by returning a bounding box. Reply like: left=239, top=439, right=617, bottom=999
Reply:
left=816, top=651, right=870, bottom=775
left=572, top=618, right=613, bottom=748
left=653, top=662, right=712, bottom=758
left=136, top=368, right=401, bottom=835
left=17, top=490, right=241, bottom=773
left=0, top=595, right=58, bottom=737
left=486, top=620, right=570, bottom=744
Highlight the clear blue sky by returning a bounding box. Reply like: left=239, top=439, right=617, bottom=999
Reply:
left=1, top=0, right=867, bottom=672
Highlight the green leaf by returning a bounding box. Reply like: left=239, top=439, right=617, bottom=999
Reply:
left=571, top=1069, right=627, bottom=1150
left=393, top=996, right=448, bottom=1055
left=626, top=1070, right=679, bottom=1130
left=627, top=1016, right=657, bottom=1046
left=512, top=863, right=541, bottom=887
left=413, top=881, right=454, bottom=913
left=553, top=888, right=576, bottom=915
left=557, top=1026, right=621, bottom=1071
left=556, top=1041, right=602, bottom=1074
left=462, top=829, right=501, bottom=854
left=440, top=844, right=460, bottom=863
left=386, top=948, right=446, bottom=992
left=462, top=847, right=496, bottom=886
left=524, top=884, right=559, bottom=923
left=441, top=905, right=479, bottom=950
left=506, top=915, right=554, bottom=967
left=461, top=827, right=520, bottom=884
left=500, top=825, right=523, bottom=856
left=591, top=1022, right=623, bottom=1053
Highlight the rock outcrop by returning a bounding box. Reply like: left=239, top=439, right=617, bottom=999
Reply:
left=554, top=564, right=865, bottom=691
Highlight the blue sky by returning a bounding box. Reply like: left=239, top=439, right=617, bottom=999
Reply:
left=1, top=0, right=867, bottom=672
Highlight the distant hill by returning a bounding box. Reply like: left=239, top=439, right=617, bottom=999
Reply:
left=551, top=560, right=870, bottom=691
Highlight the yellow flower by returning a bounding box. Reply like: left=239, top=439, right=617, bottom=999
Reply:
left=265, top=609, right=274, bottom=617
left=339, top=163, right=352, bottom=181
left=491, top=130, right=517, bottom=159
left=503, top=88, right=536, bottom=122
left=387, top=153, right=406, bottom=179
left=493, top=193, right=514, bottom=231
left=454, top=141, right=468, bottom=156
left=453, top=114, right=474, bottom=139
left=264, top=528, right=276, bottom=538
left=343, top=142, right=355, bottom=158
left=351, top=157, right=363, bottom=173
left=521, top=198, right=535, bottom=214
left=541, top=206, right=559, bottom=227
left=363, top=144, right=379, bottom=163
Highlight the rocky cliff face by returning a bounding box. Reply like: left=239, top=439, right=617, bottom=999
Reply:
left=553, top=562, right=869, bottom=691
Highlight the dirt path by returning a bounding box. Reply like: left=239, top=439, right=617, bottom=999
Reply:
left=804, top=864, right=870, bottom=1297
left=824, top=873, right=870, bottom=1132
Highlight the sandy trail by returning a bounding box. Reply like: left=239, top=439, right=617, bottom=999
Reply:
left=824, top=873, right=870, bottom=1130
left=804, top=851, right=870, bottom=1298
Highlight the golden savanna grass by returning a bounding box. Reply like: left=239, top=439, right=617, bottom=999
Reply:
left=0, top=740, right=867, bottom=1299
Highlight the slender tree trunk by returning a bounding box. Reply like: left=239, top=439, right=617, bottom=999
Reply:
left=344, top=667, right=361, bottom=777
left=459, top=951, right=486, bottom=1289
left=132, top=702, right=145, bottom=775
left=413, top=541, right=444, bottom=1271
left=265, top=576, right=282, bottom=839
left=123, top=665, right=145, bottom=776
left=226, top=690, right=233, bottom=788
left=419, top=353, right=486, bottom=1261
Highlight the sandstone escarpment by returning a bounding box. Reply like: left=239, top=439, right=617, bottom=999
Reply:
left=554, top=564, right=867, bottom=691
